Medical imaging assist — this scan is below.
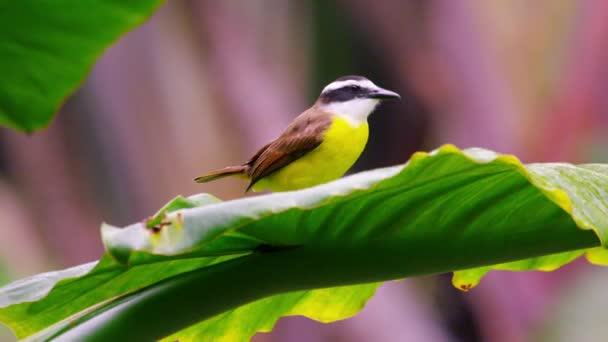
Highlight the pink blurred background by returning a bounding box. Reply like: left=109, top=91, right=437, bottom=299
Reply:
left=1, top=1, right=608, bottom=341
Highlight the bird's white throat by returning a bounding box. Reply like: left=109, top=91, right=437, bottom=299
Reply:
left=321, top=98, right=380, bottom=126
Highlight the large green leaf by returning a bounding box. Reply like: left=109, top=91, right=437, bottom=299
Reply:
left=0, top=0, right=164, bottom=132
left=0, top=145, right=606, bottom=341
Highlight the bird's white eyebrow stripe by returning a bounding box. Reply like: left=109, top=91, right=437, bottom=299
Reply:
left=322, top=79, right=377, bottom=93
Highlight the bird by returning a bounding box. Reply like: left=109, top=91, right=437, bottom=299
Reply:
left=194, top=75, right=401, bottom=192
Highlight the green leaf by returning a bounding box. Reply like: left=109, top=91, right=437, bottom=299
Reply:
left=161, top=283, right=379, bottom=342
left=452, top=250, right=584, bottom=291
left=0, top=145, right=606, bottom=341
left=0, top=0, right=164, bottom=132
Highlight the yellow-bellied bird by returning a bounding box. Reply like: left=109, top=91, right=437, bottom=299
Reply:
left=195, top=75, right=400, bottom=192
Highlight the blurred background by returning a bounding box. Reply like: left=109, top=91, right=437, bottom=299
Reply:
left=1, top=0, right=608, bottom=341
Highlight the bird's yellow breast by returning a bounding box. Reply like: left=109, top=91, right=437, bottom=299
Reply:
left=252, top=116, right=369, bottom=192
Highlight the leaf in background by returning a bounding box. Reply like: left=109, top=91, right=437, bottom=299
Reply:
left=0, top=0, right=164, bottom=132
left=0, top=145, right=606, bottom=341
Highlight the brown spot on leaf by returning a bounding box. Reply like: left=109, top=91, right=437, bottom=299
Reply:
left=459, top=284, right=472, bottom=292
left=144, top=214, right=172, bottom=234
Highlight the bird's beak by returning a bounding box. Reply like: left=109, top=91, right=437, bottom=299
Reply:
left=368, top=87, right=401, bottom=100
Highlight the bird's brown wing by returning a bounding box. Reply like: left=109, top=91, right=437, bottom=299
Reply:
left=246, top=110, right=332, bottom=191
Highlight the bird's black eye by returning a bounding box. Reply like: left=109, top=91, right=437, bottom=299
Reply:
left=349, top=85, right=361, bottom=91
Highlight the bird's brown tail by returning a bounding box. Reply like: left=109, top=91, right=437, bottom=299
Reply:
left=194, top=165, right=247, bottom=183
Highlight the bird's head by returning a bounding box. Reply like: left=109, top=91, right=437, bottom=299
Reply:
left=317, top=75, right=400, bottom=125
